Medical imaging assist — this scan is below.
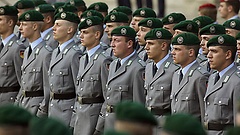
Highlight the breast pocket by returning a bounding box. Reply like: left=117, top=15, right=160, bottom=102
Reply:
left=180, top=93, right=196, bottom=112
left=1, top=61, right=13, bottom=76
left=112, top=85, right=129, bottom=101
left=86, top=74, right=100, bottom=92
left=29, top=67, right=42, bottom=85
left=56, top=69, right=69, bottom=87
left=155, top=84, right=171, bottom=103
left=214, top=97, right=229, bottom=118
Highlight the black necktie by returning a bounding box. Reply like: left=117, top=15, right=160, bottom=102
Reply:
left=214, top=73, right=220, bottom=85
left=153, top=64, right=158, bottom=77
left=115, top=60, right=121, bottom=72
left=28, top=46, right=32, bottom=58
left=84, top=53, right=89, bottom=68
left=0, top=42, right=4, bottom=53
left=207, top=62, right=211, bottom=72
left=179, top=70, right=183, bottom=84
left=56, top=47, right=60, bottom=57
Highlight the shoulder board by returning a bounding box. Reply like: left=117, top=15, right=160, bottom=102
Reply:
left=236, top=71, right=240, bottom=78
left=45, top=34, right=51, bottom=41
left=223, top=75, right=230, bottom=83
left=44, top=45, right=53, bottom=52
left=196, top=66, right=207, bottom=75
left=8, top=41, right=14, bottom=46
left=137, top=59, right=145, bottom=67
left=164, top=61, right=171, bottom=68
left=16, top=40, right=22, bottom=45
left=35, top=47, right=41, bottom=55
left=100, top=51, right=108, bottom=58
left=63, top=48, right=70, bottom=55
left=127, top=60, right=133, bottom=66
left=72, top=45, right=80, bottom=51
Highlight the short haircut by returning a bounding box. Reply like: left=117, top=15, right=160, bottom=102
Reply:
left=226, top=1, right=240, bottom=14
left=185, top=45, right=200, bottom=57
left=199, top=8, right=217, bottom=21
left=219, top=46, right=237, bottom=61
left=125, top=36, right=136, bottom=49
left=92, top=24, right=104, bottom=40
left=5, top=15, right=18, bottom=26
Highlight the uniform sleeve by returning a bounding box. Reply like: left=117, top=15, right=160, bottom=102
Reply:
left=133, top=66, right=146, bottom=104
left=13, top=45, right=26, bottom=84
left=71, top=50, right=82, bottom=87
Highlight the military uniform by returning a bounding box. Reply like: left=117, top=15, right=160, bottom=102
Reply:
left=171, top=61, right=209, bottom=121
left=74, top=46, right=112, bottom=135
left=42, top=28, right=58, bottom=49
left=197, top=53, right=208, bottom=65
left=0, top=35, right=26, bottom=105
left=48, top=40, right=82, bottom=126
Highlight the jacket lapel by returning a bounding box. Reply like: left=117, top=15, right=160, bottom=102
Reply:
left=0, top=37, right=15, bottom=59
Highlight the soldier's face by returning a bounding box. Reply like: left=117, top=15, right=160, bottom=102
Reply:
left=19, top=21, right=35, bottom=39
left=130, top=16, right=144, bottom=32
left=111, top=36, right=132, bottom=59
left=163, top=24, right=175, bottom=35
left=226, top=28, right=239, bottom=38
left=218, top=2, right=229, bottom=19
left=0, top=16, right=9, bottom=35
left=105, top=22, right=120, bottom=39
left=79, top=27, right=97, bottom=49
left=237, top=40, right=240, bottom=58
left=136, top=26, right=151, bottom=46
left=207, top=46, right=231, bottom=71
left=171, top=45, right=192, bottom=67
left=145, top=39, right=166, bottom=63
left=52, top=20, right=69, bottom=43
left=200, top=35, right=215, bottom=55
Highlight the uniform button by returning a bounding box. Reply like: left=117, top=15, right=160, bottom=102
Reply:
left=119, top=86, right=122, bottom=89
left=207, top=102, right=210, bottom=105
left=23, top=71, right=26, bottom=74
left=50, top=104, right=53, bottom=107
left=90, top=77, right=93, bottom=80
left=79, top=106, right=82, bottom=109
left=80, top=88, right=83, bottom=91
left=60, top=71, right=62, bottom=75
left=173, top=110, right=176, bottom=113
left=108, top=88, right=111, bottom=91
left=23, top=82, right=25, bottom=84
left=81, top=79, right=84, bottom=82
left=149, top=97, right=152, bottom=100
left=219, top=101, right=222, bottom=104
left=71, top=106, right=73, bottom=109
left=10, top=97, right=13, bottom=100
left=33, top=68, right=36, bottom=71
left=150, top=87, right=153, bottom=90
left=205, top=113, right=208, bottom=116
left=50, top=84, right=53, bottom=86
left=160, top=86, right=164, bottom=90
left=106, top=113, right=109, bottom=117
left=107, top=97, right=110, bottom=100
left=175, top=99, right=178, bottom=102
left=186, top=97, right=189, bottom=100
left=51, top=73, right=53, bottom=76
left=4, top=63, right=7, bottom=65
left=22, top=102, right=24, bottom=104
left=198, top=67, right=201, bottom=70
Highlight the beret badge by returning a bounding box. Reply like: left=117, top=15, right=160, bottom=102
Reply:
left=140, top=10, right=145, bottom=16
left=210, top=26, right=216, bottom=34
left=121, top=28, right=127, bottom=35
left=230, top=21, right=236, bottom=28
left=60, top=12, right=66, bottom=19
left=168, top=16, right=174, bottom=23
left=110, top=14, right=116, bottom=21
left=25, top=13, right=30, bottom=20
left=156, top=31, right=162, bottom=38
left=177, top=36, right=184, bottom=44
left=147, top=20, right=153, bottom=27
left=94, top=4, right=99, bottom=10
left=0, top=8, right=4, bottom=15
left=218, top=36, right=224, bottom=44
left=86, top=19, right=92, bottom=26
left=187, top=24, right=192, bottom=31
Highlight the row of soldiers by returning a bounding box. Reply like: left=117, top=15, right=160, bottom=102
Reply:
left=1, top=0, right=240, bottom=135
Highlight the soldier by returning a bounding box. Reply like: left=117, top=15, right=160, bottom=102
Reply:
left=32, top=0, right=47, bottom=7
left=67, top=0, right=87, bottom=18
left=192, top=16, right=214, bottom=31
left=48, top=11, right=82, bottom=126
left=136, top=18, right=163, bottom=62
left=0, top=5, right=26, bottom=105
left=173, top=20, right=199, bottom=37
left=16, top=10, right=52, bottom=116
left=204, top=34, right=240, bottom=135
left=73, top=16, right=113, bottom=135
left=235, top=32, right=240, bottom=65
left=130, top=8, right=156, bottom=32
left=198, top=3, right=217, bottom=23
left=162, top=13, right=186, bottom=35
left=170, top=33, right=209, bottom=122
left=114, top=101, right=158, bottom=135
left=0, top=105, right=33, bottom=135
left=218, top=0, right=240, bottom=20
left=104, top=12, right=129, bottom=56
left=199, top=24, right=226, bottom=71
left=95, top=26, right=146, bottom=133
left=161, top=113, right=207, bottom=135
left=110, top=6, right=132, bottom=25
left=36, top=4, right=58, bottom=49
left=223, top=19, right=240, bottom=38
left=87, top=2, right=108, bottom=18
left=80, top=10, right=104, bottom=22
left=144, top=28, right=179, bottom=133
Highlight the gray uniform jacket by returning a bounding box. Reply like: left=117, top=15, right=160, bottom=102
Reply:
left=43, top=29, right=58, bottom=49
left=73, top=47, right=112, bottom=135
left=204, top=64, right=240, bottom=135
left=170, top=61, right=209, bottom=122
left=48, top=41, right=82, bottom=126
left=197, top=53, right=208, bottom=64
left=0, top=35, right=26, bottom=105
left=17, top=40, right=52, bottom=115
left=145, top=56, right=179, bottom=118
left=101, top=52, right=146, bottom=131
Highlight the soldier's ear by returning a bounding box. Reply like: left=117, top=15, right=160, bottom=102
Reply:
left=227, top=5, right=233, bottom=12
left=225, top=50, right=232, bottom=60
left=188, top=48, right=195, bottom=57
left=95, top=31, right=101, bottom=40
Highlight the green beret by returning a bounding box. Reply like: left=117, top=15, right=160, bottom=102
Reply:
left=223, top=19, right=240, bottom=30
left=173, top=20, right=199, bottom=34
left=54, top=11, right=80, bottom=24
left=55, top=5, right=77, bottom=15
left=162, top=114, right=206, bottom=135
left=111, top=26, right=136, bottom=39
left=14, top=0, right=35, bottom=9
left=30, top=117, right=71, bottom=135
left=138, top=18, right=163, bottom=29
left=35, top=4, right=55, bottom=13
left=225, top=126, right=240, bottom=135
left=81, top=10, right=104, bottom=21
left=145, top=28, right=173, bottom=40
left=162, top=12, right=186, bottom=25
left=104, top=130, right=130, bottom=135
left=0, top=105, right=32, bottom=126
left=0, top=5, right=18, bottom=16
left=32, top=0, right=47, bottom=6
left=19, top=10, right=44, bottom=21
left=110, top=6, right=132, bottom=16
left=79, top=16, right=103, bottom=30
left=87, top=2, right=108, bottom=12
left=236, top=32, right=240, bottom=40
left=172, top=32, right=200, bottom=46
left=207, top=34, right=237, bottom=47
left=115, top=101, right=158, bottom=126
left=68, top=0, right=86, bottom=7
left=193, top=16, right=214, bottom=28
left=199, top=24, right=226, bottom=35
left=133, top=8, right=156, bottom=18
left=104, top=12, right=129, bottom=24
left=52, top=2, right=65, bottom=9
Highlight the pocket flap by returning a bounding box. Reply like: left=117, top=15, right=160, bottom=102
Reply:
left=113, top=85, right=128, bottom=92
left=57, top=69, right=68, bottom=75
left=180, top=93, right=195, bottom=100
left=214, top=97, right=229, bottom=105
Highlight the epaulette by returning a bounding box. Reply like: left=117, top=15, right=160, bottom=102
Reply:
left=164, top=61, right=171, bottom=69
left=197, top=54, right=207, bottom=61
left=63, top=48, right=71, bottom=55
left=196, top=66, right=207, bottom=75
left=72, top=45, right=80, bottom=51
left=137, top=59, right=145, bottom=67
left=100, top=51, right=108, bottom=58
left=44, top=45, right=53, bottom=52
left=7, top=41, right=14, bottom=47
left=16, top=40, right=23, bottom=45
